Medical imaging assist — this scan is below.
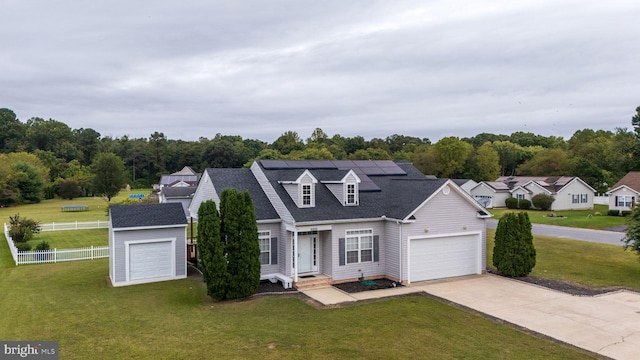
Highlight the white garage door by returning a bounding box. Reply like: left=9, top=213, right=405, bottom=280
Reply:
left=409, top=234, right=480, bottom=282
left=129, top=241, right=172, bottom=281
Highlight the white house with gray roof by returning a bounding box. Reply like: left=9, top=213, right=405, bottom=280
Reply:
left=470, top=176, right=596, bottom=210
left=189, top=160, right=491, bottom=289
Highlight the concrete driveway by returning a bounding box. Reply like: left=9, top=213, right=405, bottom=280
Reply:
left=301, top=275, right=640, bottom=359
left=415, top=275, right=640, bottom=360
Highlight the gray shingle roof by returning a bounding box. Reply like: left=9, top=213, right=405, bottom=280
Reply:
left=110, top=203, right=187, bottom=228
left=161, top=186, right=197, bottom=198
left=206, top=168, right=279, bottom=221
left=257, top=160, right=444, bottom=222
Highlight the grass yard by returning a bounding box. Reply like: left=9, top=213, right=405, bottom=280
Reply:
left=0, top=242, right=594, bottom=359
left=489, top=204, right=627, bottom=230
left=486, top=229, right=640, bottom=290
left=0, top=189, right=153, bottom=225
left=27, top=229, right=108, bottom=249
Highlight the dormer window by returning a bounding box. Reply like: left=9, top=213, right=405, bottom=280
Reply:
left=346, top=183, right=356, bottom=205
left=302, top=184, right=312, bottom=206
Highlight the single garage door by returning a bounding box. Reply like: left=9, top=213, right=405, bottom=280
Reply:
left=409, top=234, right=480, bottom=282
left=129, top=241, right=172, bottom=281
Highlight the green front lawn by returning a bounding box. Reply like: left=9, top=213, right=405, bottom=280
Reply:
left=0, top=188, right=152, bottom=225
left=486, top=229, right=640, bottom=290
left=489, top=204, right=627, bottom=230
left=0, top=241, right=592, bottom=359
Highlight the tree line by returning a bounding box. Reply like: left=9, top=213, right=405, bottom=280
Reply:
left=1, top=106, right=639, bottom=205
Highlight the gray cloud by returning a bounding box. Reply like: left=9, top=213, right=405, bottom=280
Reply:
left=1, top=0, right=638, bottom=143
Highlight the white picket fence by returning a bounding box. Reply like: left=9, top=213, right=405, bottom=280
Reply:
left=40, top=220, right=108, bottom=232
left=3, top=222, right=109, bottom=266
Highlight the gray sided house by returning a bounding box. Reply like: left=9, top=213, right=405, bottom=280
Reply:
left=109, top=203, right=187, bottom=287
left=159, top=186, right=196, bottom=217
left=189, top=160, right=491, bottom=288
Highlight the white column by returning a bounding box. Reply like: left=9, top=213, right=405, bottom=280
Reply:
left=293, top=230, right=299, bottom=283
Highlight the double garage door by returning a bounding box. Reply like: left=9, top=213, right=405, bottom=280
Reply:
left=409, top=233, right=481, bottom=283
left=129, top=241, right=173, bottom=281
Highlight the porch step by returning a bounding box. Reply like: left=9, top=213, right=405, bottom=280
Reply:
left=294, top=275, right=332, bottom=290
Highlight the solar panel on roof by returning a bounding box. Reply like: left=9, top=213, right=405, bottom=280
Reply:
left=285, top=160, right=311, bottom=168
left=260, top=160, right=288, bottom=168
left=381, top=167, right=405, bottom=175
left=307, top=160, right=335, bottom=168
left=363, top=167, right=385, bottom=175
left=333, top=160, right=356, bottom=168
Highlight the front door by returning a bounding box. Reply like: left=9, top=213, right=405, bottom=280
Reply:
left=298, top=235, right=317, bottom=274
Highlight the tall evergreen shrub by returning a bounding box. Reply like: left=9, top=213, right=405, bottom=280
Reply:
left=197, top=200, right=227, bottom=300
left=223, top=189, right=261, bottom=299
left=492, top=212, right=536, bottom=277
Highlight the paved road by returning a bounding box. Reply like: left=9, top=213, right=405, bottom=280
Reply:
left=487, top=219, right=625, bottom=246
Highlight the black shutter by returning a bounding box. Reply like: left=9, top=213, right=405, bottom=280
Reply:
left=339, top=238, right=345, bottom=266
left=615, top=196, right=619, bottom=206
left=271, top=237, right=278, bottom=265
left=373, top=235, right=379, bottom=262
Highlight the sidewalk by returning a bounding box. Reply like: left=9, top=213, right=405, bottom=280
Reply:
left=300, top=275, right=640, bottom=360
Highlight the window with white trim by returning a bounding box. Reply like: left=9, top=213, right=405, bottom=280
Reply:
left=516, top=193, right=525, bottom=200
left=346, top=183, right=356, bottom=205
left=572, top=194, right=580, bottom=204
left=618, top=195, right=633, bottom=207
left=301, top=184, right=312, bottom=206
left=346, top=229, right=373, bottom=264
left=581, top=194, right=588, bottom=203
left=258, top=231, right=270, bottom=265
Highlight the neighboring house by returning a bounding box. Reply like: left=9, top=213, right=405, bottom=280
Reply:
left=452, top=179, right=479, bottom=195
left=469, top=176, right=596, bottom=210
left=109, top=203, right=187, bottom=287
left=189, top=160, right=491, bottom=289
left=606, top=172, right=640, bottom=212
left=155, top=166, right=201, bottom=190
left=159, top=186, right=197, bottom=217
left=157, top=166, right=200, bottom=216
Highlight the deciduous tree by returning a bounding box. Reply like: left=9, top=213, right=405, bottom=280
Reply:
left=91, top=152, right=125, bottom=201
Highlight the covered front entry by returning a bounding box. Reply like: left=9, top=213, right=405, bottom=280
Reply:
left=297, top=234, right=318, bottom=274
left=408, top=232, right=481, bottom=283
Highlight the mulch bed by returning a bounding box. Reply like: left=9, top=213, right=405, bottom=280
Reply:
left=333, top=278, right=403, bottom=293
left=487, top=269, right=622, bottom=296
left=256, top=280, right=298, bottom=294
left=192, top=263, right=623, bottom=297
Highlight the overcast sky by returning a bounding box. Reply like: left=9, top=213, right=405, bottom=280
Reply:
left=1, top=1, right=638, bottom=143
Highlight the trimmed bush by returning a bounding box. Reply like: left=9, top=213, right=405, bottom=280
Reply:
left=505, top=197, right=518, bottom=209
left=15, top=242, right=31, bottom=251
left=622, top=211, right=633, bottom=217
left=608, top=210, right=620, bottom=216
left=532, top=193, right=555, bottom=211
left=519, top=199, right=532, bottom=210
left=35, top=241, right=50, bottom=251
